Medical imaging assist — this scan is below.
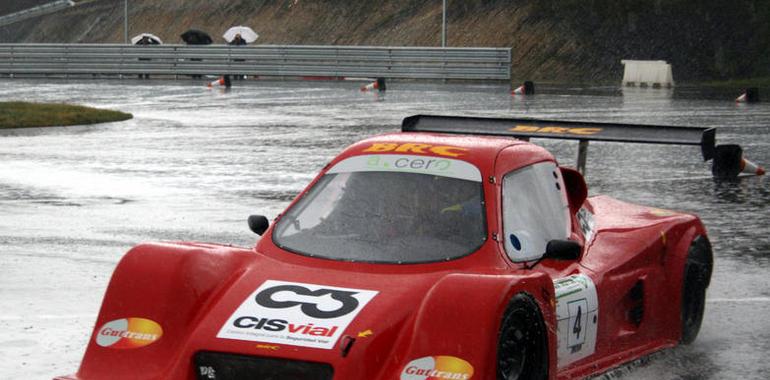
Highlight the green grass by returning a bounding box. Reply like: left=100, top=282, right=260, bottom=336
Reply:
left=0, top=101, right=132, bottom=129
left=694, top=76, right=770, bottom=89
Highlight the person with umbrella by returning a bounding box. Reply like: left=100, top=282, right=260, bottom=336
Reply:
left=181, top=29, right=212, bottom=45
left=224, top=26, right=258, bottom=80
left=181, top=29, right=212, bottom=78
left=223, top=26, right=258, bottom=45
left=132, top=33, right=162, bottom=79
left=229, top=33, right=247, bottom=46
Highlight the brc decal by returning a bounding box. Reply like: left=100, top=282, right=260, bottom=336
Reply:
left=255, top=344, right=280, bottom=351
left=95, top=318, right=163, bottom=349
left=401, top=356, right=474, bottom=380
left=217, top=280, right=378, bottom=349
left=363, top=143, right=468, bottom=157
left=510, top=125, right=603, bottom=135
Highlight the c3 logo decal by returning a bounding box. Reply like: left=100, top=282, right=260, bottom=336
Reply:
left=255, top=284, right=360, bottom=319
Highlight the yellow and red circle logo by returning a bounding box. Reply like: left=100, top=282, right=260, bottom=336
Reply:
left=401, top=355, right=474, bottom=380
left=95, top=318, right=163, bottom=349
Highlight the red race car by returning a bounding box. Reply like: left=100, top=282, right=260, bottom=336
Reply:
left=56, top=115, right=714, bottom=380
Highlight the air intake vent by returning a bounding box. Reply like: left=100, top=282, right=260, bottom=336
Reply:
left=194, top=351, right=334, bottom=380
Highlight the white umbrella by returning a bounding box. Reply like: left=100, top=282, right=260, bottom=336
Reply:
left=131, top=33, right=162, bottom=45
left=223, top=26, right=258, bottom=43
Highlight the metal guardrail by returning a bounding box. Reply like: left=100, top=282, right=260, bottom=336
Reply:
left=0, top=1, right=74, bottom=27
left=0, top=44, right=511, bottom=81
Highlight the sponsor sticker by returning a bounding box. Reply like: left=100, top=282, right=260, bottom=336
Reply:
left=510, top=125, right=603, bottom=135
left=328, top=154, right=482, bottom=182
left=217, top=280, right=378, bottom=349
left=95, top=317, right=163, bottom=349
left=401, top=356, right=474, bottom=380
left=553, top=274, right=599, bottom=368
left=363, top=143, right=469, bottom=158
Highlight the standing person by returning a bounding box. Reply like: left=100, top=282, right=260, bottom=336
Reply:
left=229, top=33, right=247, bottom=79
left=135, top=36, right=154, bottom=79
left=229, top=33, right=247, bottom=46
left=180, top=29, right=213, bottom=79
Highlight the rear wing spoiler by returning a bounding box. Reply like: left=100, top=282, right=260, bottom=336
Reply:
left=402, top=115, right=717, bottom=174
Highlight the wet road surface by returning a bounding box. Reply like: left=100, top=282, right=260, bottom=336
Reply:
left=0, top=79, right=768, bottom=379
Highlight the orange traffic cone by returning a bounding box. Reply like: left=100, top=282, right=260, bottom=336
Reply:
left=736, top=87, right=759, bottom=103
left=207, top=76, right=232, bottom=88
left=360, top=78, right=386, bottom=92
left=511, top=81, right=535, bottom=96
left=740, top=157, right=766, bottom=176
left=208, top=77, right=225, bottom=87
left=360, top=82, right=377, bottom=91
left=711, top=144, right=765, bottom=178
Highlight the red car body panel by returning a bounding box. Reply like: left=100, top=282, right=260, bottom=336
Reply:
left=56, top=132, right=708, bottom=380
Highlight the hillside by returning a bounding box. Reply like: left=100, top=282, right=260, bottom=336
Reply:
left=1, top=0, right=768, bottom=82
left=0, top=0, right=51, bottom=16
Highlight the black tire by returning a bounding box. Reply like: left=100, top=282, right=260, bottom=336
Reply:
left=680, top=236, right=713, bottom=344
left=497, top=293, right=549, bottom=380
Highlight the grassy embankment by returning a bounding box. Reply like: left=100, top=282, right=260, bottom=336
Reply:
left=0, top=102, right=132, bottom=129
left=697, top=77, right=770, bottom=93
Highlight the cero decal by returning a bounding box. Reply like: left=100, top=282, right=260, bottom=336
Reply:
left=510, top=125, right=602, bottom=136
left=328, top=154, right=482, bottom=183
left=95, top=317, right=163, bottom=349
left=255, top=284, right=359, bottom=319
left=363, top=143, right=469, bottom=157
left=217, top=280, right=378, bottom=349
left=400, top=356, right=474, bottom=380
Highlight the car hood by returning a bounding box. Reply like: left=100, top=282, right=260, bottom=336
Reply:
left=184, top=249, right=467, bottom=379
left=66, top=241, right=509, bottom=380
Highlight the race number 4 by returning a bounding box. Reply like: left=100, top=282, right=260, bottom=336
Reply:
left=567, top=299, right=588, bottom=350
left=553, top=274, right=598, bottom=368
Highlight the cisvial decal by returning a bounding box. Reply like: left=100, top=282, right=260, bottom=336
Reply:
left=401, top=356, right=474, bottom=380
left=95, top=318, right=163, bottom=349
left=217, top=280, right=378, bottom=349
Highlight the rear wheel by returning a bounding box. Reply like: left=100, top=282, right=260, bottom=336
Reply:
left=497, top=293, right=549, bottom=380
left=680, top=236, right=713, bottom=344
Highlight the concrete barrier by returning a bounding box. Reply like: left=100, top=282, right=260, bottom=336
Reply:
left=621, top=60, right=674, bottom=88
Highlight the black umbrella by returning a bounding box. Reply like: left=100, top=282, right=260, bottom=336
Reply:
left=181, top=29, right=213, bottom=45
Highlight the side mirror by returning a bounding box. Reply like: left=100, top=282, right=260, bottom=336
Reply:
left=544, top=239, right=582, bottom=260
left=248, top=215, right=269, bottom=236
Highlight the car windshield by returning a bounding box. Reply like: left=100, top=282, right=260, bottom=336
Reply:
left=272, top=154, right=486, bottom=263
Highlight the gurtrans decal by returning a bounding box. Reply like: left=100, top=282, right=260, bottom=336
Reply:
left=95, top=318, right=163, bottom=349
left=401, top=356, right=474, bottom=380
left=217, top=280, right=378, bottom=349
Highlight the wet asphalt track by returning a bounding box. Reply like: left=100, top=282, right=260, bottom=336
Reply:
left=0, top=79, right=768, bottom=379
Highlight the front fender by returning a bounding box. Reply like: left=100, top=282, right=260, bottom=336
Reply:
left=662, top=218, right=711, bottom=340
left=74, top=242, right=256, bottom=380
left=382, top=271, right=558, bottom=380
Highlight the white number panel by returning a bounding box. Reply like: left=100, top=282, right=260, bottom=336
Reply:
left=553, top=274, right=599, bottom=368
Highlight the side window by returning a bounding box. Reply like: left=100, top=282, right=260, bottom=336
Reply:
left=502, top=161, right=570, bottom=262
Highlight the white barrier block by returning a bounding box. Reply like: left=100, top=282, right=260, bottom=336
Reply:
left=621, top=60, right=674, bottom=88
